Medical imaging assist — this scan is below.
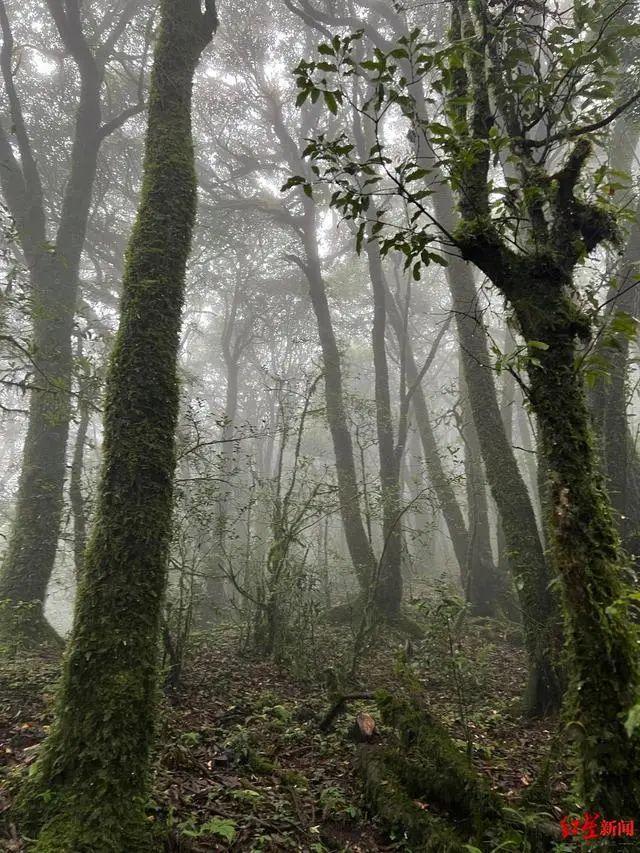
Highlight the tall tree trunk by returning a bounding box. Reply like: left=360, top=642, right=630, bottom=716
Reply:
left=16, top=4, right=217, bottom=848
left=434, top=194, right=560, bottom=715
left=459, top=359, right=503, bottom=616
left=511, top=270, right=640, bottom=814
left=383, top=287, right=471, bottom=575
left=586, top=106, right=640, bottom=558
left=496, top=330, right=516, bottom=577
left=300, top=201, right=377, bottom=597
left=0, top=1, right=137, bottom=645
left=365, top=241, right=404, bottom=616
left=265, top=94, right=379, bottom=609
left=69, top=398, right=90, bottom=579
left=590, top=208, right=640, bottom=560
left=289, top=0, right=557, bottom=703
left=199, top=346, right=239, bottom=621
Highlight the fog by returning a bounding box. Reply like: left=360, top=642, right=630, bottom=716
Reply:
left=1, top=1, right=640, bottom=849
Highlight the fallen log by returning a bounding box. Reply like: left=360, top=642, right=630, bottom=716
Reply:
left=359, top=691, right=559, bottom=851
left=358, top=745, right=470, bottom=852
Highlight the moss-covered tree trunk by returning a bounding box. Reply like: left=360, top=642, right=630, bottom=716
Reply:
left=443, top=0, right=640, bottom=810
left=510, top=273, right=640, bottom=815
left=0, top=0, right=140, bottom=647
left=16, top=3, right=217, bottom=849
left=404, top=48, right=560, bottom=708
left=0, top=61, right=101, bottom=645
left=388, top=15, right=561, bottom=713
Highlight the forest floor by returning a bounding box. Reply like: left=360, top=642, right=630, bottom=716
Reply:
left=0, top=610, right=578, bottom=852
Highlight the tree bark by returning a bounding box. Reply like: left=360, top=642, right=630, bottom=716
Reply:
left=589, top=207, right=640, bottom=560
left=69, top=398, right=90, bottom=579
left=16, top=3, right=217, bottom=848
left=365, top=241, right=405, bottom=616
left=384, top=287, right=471, bottom=576
left=0, top=1, right=139, bottom=645
left=300, top=200, right=378, bottom=596
left=510, top=269, right=640, bottom=814
left=459, top=358, right=503, bottom=616
left=419, top=179, right=559, bottom=712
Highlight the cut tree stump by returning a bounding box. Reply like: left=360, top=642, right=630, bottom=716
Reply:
left=353, top=711, right=377, bottom=742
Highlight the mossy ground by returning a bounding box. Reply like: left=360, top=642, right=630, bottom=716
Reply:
left=0, top=618, right=585, bottom=851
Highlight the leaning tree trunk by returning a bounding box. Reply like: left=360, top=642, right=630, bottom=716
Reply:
left=589, top=206, right=640, bottom=560
left=436, top=203, right=561, bottom=716
left=588, top=81, right=640, bottom=561
left=383, top=286, right=471, bottom=575
left=16, top=3, right=217, bottom=849
left=265, top=92, right=379, bottom=610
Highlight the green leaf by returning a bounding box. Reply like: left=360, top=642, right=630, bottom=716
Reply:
left=625, top=704, right=640, bottom=739
left=281, top=175, right=305, bottom=192
left=324, top=91, right=338, bottom=114
left=527, top=340, right=549, bottom=351
left=609, top=310, right=638, bottom=342
left=201, top=818, right=237, bottom=842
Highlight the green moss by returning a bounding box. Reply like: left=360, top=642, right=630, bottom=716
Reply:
left=511, top=269, right=640, bottom=815
left=14, top=2, right=217, bottom=849
left=450, top=91, right=640, bottom=807
left=376, top=691, right=502, bottom=837
left=362, top=692, right=556, bottom=851
left=358, top=745, right=469, bottom=852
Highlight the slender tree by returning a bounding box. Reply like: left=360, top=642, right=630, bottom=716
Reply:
left=16, top=2, right=217, bottom=848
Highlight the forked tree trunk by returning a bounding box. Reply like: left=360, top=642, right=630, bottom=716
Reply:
left=365, top=241, right=404, bottom=616
left=300, top=202, right=378, bottom=598
left=383, top=288, right=471, bottom=574
left=16, top=3, right=217, bottom=848
left=0, top=0, right=138, bottom=646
